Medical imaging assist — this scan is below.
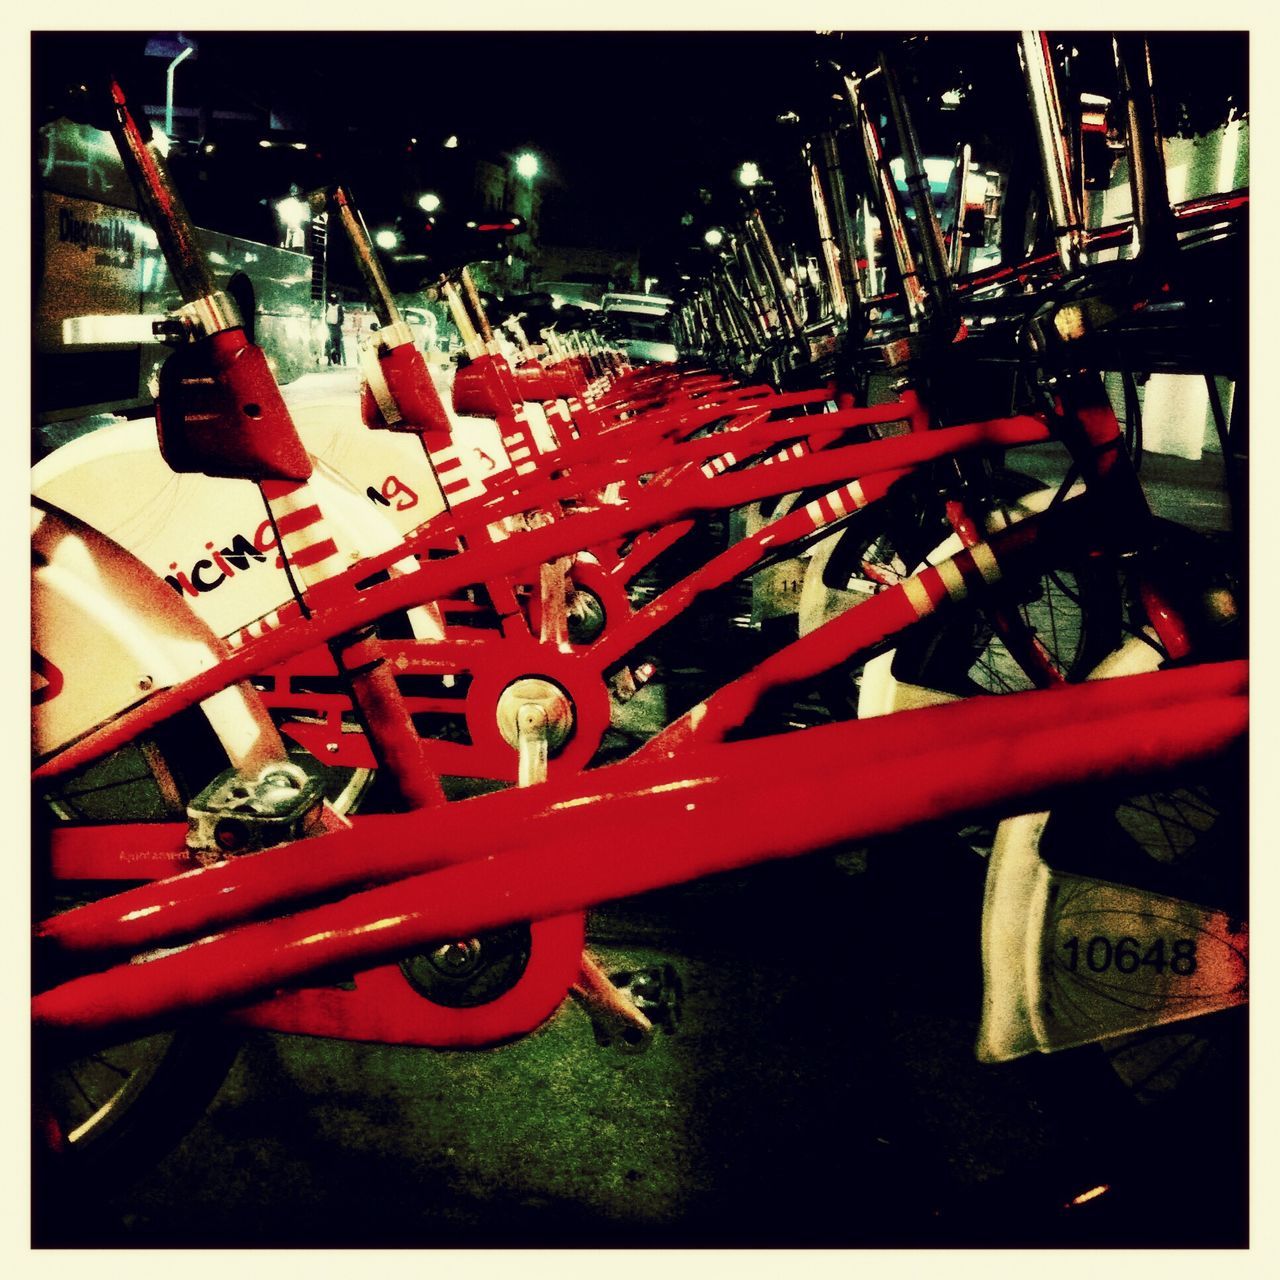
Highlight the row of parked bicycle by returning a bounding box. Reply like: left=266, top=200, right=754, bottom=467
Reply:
left=32, top=33, right=1245, bottom=1233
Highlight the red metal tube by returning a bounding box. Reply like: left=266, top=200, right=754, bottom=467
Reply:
left=640, top=499, right=1082, bottom=753
left=33, top=413, right=1055, bottom=782
left=471, top=381, right=823, bottom=500
left=35, top=409, right=1059, bottom=768
left=35, top=680, right=1245, bottom=1042
left=388, top=411, right=1051, bottom=572
left=39, top=661, right=1246, bottom=957
left=329, top=631, right=447, bottom=809
left=588, top=469, right=910, bottom=673
left=944, top=498, right=1064, bottom=688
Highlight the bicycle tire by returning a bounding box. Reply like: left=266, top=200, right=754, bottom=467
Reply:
left=888, top=475, right=1123, bottom=697
left=797, top=470, right=1122, bottom=710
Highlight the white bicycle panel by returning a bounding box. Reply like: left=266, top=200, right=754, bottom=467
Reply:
left=33, top=409, right=430, bottom=642
left=32, top=503, right=281, bottom=767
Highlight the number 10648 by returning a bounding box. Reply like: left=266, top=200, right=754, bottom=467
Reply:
left=1060, top=935, right=1198, bottom=976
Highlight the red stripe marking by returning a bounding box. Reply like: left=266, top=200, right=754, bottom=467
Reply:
left=434, top=457, right=463, bottom=474
left=917, top=566, right=952, bottom=611
left=288, top=538, right=340, bottom=569
left=274, top=505, right=323, bottom=536
left=953, top=546, right=998, bottom=594
left=260, top=479, right=306, bottom=501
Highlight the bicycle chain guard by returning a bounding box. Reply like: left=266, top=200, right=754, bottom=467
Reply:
left=977, top=811, right=1247, bottom=1062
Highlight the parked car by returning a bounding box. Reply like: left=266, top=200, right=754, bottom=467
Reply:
left=601, top=292, right=677, bottom=364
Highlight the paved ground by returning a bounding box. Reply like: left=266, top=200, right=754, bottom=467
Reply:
left=41, top=849, right=1245, bottom=1248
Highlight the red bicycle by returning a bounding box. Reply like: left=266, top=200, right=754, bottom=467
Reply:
left=32, top=39, right=1245, bottom=1227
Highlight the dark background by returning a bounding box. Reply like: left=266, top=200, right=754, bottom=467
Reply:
left=33, top=30, right=835, bottom=287
left=32, top=30, right=1246, bottom=292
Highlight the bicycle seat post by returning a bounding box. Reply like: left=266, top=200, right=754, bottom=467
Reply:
left=878, top=50, right=953, bottom=330
left=1018, top=32, right=1088, bottom=277
left=103, top=79, right=223, bottom=318
left=1111, top=35, right=1180, bottom=272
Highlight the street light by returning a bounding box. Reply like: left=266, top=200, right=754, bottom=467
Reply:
left=704, top=227, right=724, bottom=247
left=276, top=195, right=309, bottom=250
left=418, top=193, right=442, bottom=213
left=277, top=196, right=309, bottom=228
left=374, top=229, right=399, bottom=251
left=511, top=153, right=541, bottom=291
left=738, top=161, right=761, bottom=187
left=144, top=35, right=198, bottom=141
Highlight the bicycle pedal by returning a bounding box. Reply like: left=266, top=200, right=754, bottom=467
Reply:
left=573, top=959, right=682, bottom=1054
left=186, top=761, right=327, bottom=865
left=609, top=964, right=683, bottom=1036
left=610, top=661, right=657, bottom=704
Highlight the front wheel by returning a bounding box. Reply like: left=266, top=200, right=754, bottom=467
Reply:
left=797, top=473, right=1124, bottom=716
left=34, top=707, right=371, bottom=1208
left=886, top=481, right=1123, bottom=700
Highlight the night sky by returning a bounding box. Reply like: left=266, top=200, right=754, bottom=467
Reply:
left=34, top=29, right=844, bottom=283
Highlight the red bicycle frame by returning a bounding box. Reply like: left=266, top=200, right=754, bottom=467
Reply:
left=33, top=55, right=1242, bottom=1067
left=35, top=660, right=1245, bottom=1047
left=33, top=398, right=1063, bottom=784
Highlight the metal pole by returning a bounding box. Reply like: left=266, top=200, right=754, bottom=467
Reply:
left=845, top=71, right=930, bottom=324
left=1017, top=31, right=1085, bottom=274
left=104, top=79, right=230, bottom=326
left=329, top=185, right=404, bottom=330
left=746, top=207, right=803, bottom=339
left=879, top=51, right=951, bottom=310
left=1112, top=35, right=1179, bottom=267
left=164, top=45, right=194, bottom=139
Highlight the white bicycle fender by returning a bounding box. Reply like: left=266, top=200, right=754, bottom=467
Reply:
left=33, top=501, right=284, bottom=770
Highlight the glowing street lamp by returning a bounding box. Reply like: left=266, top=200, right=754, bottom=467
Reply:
left=704, top=227, right=725, bottom=247
left=277, top=196, right=309, bottom=229
left=418, top=193, right=442, bottom=213
left=275, top=194, right=310, bottom=249
left=515, top=151, right=541, bottom=180
left=737, top=161, right=761, bottom=187
left=374, top=228, right=399, bottom=251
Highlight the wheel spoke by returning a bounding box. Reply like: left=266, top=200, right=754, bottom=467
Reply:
left=88, top=1054, right=132, bottom=1080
